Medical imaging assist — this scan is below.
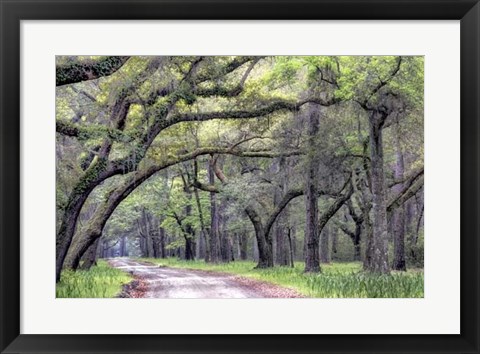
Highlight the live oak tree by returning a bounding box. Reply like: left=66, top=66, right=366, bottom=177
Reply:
left=56, top=56, right=296, bottom=280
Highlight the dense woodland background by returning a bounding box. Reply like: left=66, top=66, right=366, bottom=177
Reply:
left=56, top=56, right=424, bottom=287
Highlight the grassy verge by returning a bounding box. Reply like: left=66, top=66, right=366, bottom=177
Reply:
left=56, top=260, right=133, bottom=298
left=140, top=258, right=424, bottom=298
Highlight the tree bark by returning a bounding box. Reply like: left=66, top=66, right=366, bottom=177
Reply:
left=287, top=228, right=295, bottom=267
left=304, top=104, right=321, bottom=273
left=392, top=125, right=406, bottom=271
left=367, top=109, right=390, bottom=274
left=56, top=95, right=132, bottom=281
left=331, top=227, right=338, bottom=259
left=245, top=206, right=273, bottom=268
left=193, top=169, right=209, bottom=261
left=143, top=210, right=155, bottom=258
left=219, top=198, right=231, bottom=262
left=56, top=56, right=130, bottom=86
left=319, top=225, right=330, bottom=263
left=239, top=233, right=248, bottom=260
left=208, top=160, right=221, bottom=263
left=159, top=227, right=166, bottom=258
left=274, top=157, right=290, bottom=266
left=79, top=238, right=100, bottom=270
left=344, top=200, right=364, bottom=262
left=181, top=176, right=196, bottom=261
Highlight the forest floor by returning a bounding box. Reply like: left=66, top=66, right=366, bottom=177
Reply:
left=139, top=258, right=424, bottom=298
left=56, top=258, right=424, bottom=298
left=109, top=258, right=303, bottom=298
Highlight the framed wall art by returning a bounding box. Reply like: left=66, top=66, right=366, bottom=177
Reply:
left=0, top=0, right=478, bottom=353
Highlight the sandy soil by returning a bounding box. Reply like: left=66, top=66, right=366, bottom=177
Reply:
left=108, top=258, right=302, bottom=299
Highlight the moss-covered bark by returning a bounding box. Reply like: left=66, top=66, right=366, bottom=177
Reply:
left=55, top=157, right=109, bottom=281
left=56, top=56, right=130, bottom=86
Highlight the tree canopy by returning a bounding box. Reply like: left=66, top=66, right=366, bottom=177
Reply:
left=56, top=56, right=424, bottom=283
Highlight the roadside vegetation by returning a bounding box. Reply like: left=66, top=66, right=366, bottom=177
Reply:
left=140, top=258, right=424, bottom=298
left=56, top=260, right=132, bottom=298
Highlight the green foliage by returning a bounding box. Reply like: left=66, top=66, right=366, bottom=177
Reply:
left=56, top=56, right=424, bottom=283
left=56, top=260, right=132, bottom=298
left=141, top=258, right=424, bottom=298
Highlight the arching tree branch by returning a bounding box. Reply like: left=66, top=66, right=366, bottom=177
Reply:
left=56, top=56, right=130, bottom=86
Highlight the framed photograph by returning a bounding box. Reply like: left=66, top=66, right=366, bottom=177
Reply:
left=1, top=0, right=478, bottom=353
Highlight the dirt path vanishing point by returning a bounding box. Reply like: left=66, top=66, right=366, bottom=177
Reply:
left=108, top=258, right=303, bottom=299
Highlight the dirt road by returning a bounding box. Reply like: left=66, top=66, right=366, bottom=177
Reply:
left=108, top=258, right=302, bottom=298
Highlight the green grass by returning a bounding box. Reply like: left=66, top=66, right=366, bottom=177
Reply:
left=140, top=258, right=424, bottom=298
left=56, top=260, right=133, bottom=298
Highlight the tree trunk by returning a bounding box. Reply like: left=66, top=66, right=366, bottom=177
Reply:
left=253, top=234, right=259, bottom=263
left=98, top=239, right=105, bottom=259
left=198, top=229, right=206, bottom=260
left=274, top=157, right=290, bottom=266
left=367, top=110, right=389, bottom=274
left=208, top=161, right=221, bottom=263
left=144, top=210, right=155, bottom=258
left=287, top=228, right=295, bottom=268
left=56, top=160, right=108, bottom=281
left=245, top=206, right=273, bottom=268
left=120, top=235, right=127, bottom=257
left=291, top=225, right=297, bottom=261
left=80, top=238, right=100, bottom=270
left=239, top=233, right=248, bottom=260
left=304, top=104, right=321, bottom=273
left=193, top=183, right=208, bottom=260
left=275, top=223, right=289, bottom=266
left=139, top=235, right=146, bottom=257
left=319, top=225, right=330, bottom=263
left=392, top=126, right=406, bottom=271
left=185, top=235, right=195, bottom=260
left=331, top=227, right=338, bottom=259
left=56, top=97, right=132, bottom=282
left=353, top=235, right=361, bottom=261
left=183, top=187, right=196, bottom=260
left=219, top=198, right=231, bottom=262
left=159, top=228, right=166, bottom=258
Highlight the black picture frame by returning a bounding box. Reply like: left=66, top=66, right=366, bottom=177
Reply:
left=1, top=0, right=478, bottom=353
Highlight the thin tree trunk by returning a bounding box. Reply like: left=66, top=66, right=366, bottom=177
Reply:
left=144, top=210, right=155, bottom=258
left=392, top=125, right=406, bottom=271
left=304, top=104, right=321, bottom=273
left=183, top=178, right=196, bottom=261
left=319, top=225, right=330, bottom=263
left=159, top=228, right=166, bottom=258
left=208, top=161, right=221, bottom=263
left=119, top=235, right=126, bottom=257
left=219, top=198, right=231, bottom=262
left=331, top=227, right=338, bottom=259
left=193, top=185, right=208, bottom=261
left=287, top=228, right=295, bottom=268
left=275, top=157, right=290, bottom=266
left=239, top=233, right=248, bottom=260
